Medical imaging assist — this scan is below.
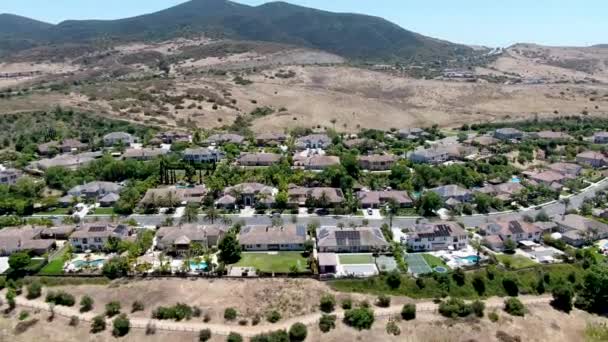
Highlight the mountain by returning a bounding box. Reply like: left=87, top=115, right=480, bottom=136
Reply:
left=0, top=13, right=53, bottom=38
left=0, top=0, right=473, bottom=61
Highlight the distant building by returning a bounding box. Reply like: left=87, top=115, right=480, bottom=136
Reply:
left=31, top=152, right=102, bottom=171
left=533, top=131, right=572, bottom=141
left=357, top=154, right=398, bottom=171
left=547, top=162, right=583, bottom=177
left=205, top=133, right=245, bottom=146
left=237, top=153, right=282, bottom=167
left=0, top=168, right=22, bottom=185
left=554, top=214, right=608, bottom=247
left=69, top=223, right=133, bottom=252
left=123, top=148, right=169, bottom=161
left=295, top=134, right=331, bottom=150
left=357, top=190, right=413, bottom=209
left=576, top=151, right=608, bottom=168
left=239, top=225, right=307, bottom=251
left=288, top=186, right=344, bottom=207
left=183, top=148, right=225, bottom=163
left=38, top=139, right=87, bottom=155
left=0, top=226, right=56, bottom=256
left=156, top=224, right=227, bottom=254
left=255, top=133, right=288, bottom=146
left=494, top=128, right=523, bottom=141
left=68, top=181, right=122, bottom=200
left=408, top=147, right=450, bottom=164
left=397, top=128, right=426, bottom=140
left=406, top=222, right=468, bottom=252
left=429, top=185, right=473, bottom=204
left=103, top=132, right=136, bottom=146
left=593, top=132, right=608, bottom=144
left=480, top=219, right=543, bottom=251
left=316, top=226, right=390, bottom=253
left=223, top=183, right=277, bottom=208
left=294, top=155, right=340, bottom=170
left=155, top=131, right=191, bottom=144
left=476, top=182, right=524, bottom=201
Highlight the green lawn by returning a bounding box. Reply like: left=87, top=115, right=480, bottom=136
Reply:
left=421, top=254, right=450, bottom=269
left=339, top=254, right=374, bottom=265
left=35, top=208, right=70, bottom=215
left=39, top=245, right=70, bottom=275
left=91, top=207, right=115, bottom=215
left=496, top=254, right=537, bottom=270
left=233, top=252, right=309, bottom=273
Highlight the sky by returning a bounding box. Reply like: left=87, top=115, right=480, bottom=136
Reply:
left=1, top=0, right=606, bottom=47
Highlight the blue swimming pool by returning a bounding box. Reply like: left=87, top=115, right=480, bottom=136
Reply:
left=434, top=266, right=448, bottom=273
left=72, top=259, right=105, bottom=268
left=189, top=262, right=208, bottom=271
left=510, top=176, right=521, bottom=183
left=457, top=255, right=480, bottom=264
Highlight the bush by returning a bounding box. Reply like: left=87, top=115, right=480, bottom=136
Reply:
left=224, top=307, right=238, bottom=321
left=152, top=303, right=194, bottom=321
left=199, top=328, right=212, bottom=342
left=471, top=300, right=485, bottom=317
left=204, top=312, right=212, bottom=323
left=319, top=314, right=336, bottom=333
left=341, top=298, right=353, bottom=310
left=102, top=256, right=130, bottom=279
left=289, top=322, right=308, bottom=341
left=19, top=310, right=29, bottom=321
left=376, top=295, right=391, bottom=308
left=105, top=301, right=121, bottom=317
left=251, top=330, right=289, bottom=342
left=488, top=311, right=499, bottom=322
left=386, top=271, right=401, bottom=289
left=266, top=310, right=281, bottom=323
left=504, top=297, right=525, bottom=316
left=45, top=291, right=75, bottom=307
left=502, top=277, right=519, bottom=296
left=112, top=313, right=130, bottom=337
left=343, top=307, right=374, bottom=330
left=91, top=315, right=106, bottom=333
left=193, top=306, right=201, bottom=317
left=26, top=281, right=42, bottom=299
left=452, top=268, right=466, bottom=286
left=472, top=275, right=486, bottom=295
left=69, top=315, right=79, bottom=326
left=227, top=332, right=243, bottom=342
left=551, top=283, right=573, bottom=313
left=401, top=303, right=416, bottom=320
left=132, top=300, right=144, bottom=313
left=80, top=295, right=93, bottom=313
left=438, top=298, right=472, bottom=318
left=146, top=322, right=156, bottom=335
left=386, top=320, right=401, bottom=336
left=320, top=294, right=336, bottom=313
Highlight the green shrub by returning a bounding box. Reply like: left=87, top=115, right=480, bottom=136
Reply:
left=472, top=275, right=486, bottom=295
left=289, top=322, right=308, bottom=341
left=45, top=291, right=75, bottom=307
left=105, top=301, right=121, bottom=317
left=551, top=283, right=573, bottom=313
left=343, top=307, right=374, bottom=330
left=438, top=298, right=472, bottom=318
left=227, top=332, right=243, bottom=342
left=69, top=315, right=79, bottom=326
left=18, top=310, right=29, bottom=321
left=401, top=303, right=416, bottom=320
left=386, top=320, right=401, bottom=336
left=471, top=300, right=485, bottom=317
left=266, top=310, right=281, bottom=323
left=488, top=311, right=499, bottom=322
left=319, top=314, right=336, bottom=333
left=131, top=300, right=144, bottom=313
left=504, top=297, right=525, bottom=316
left=502, top=277, right=519, bottom=296
left=320, top=294, right=336, bottom=313
left=152, top=303, right=193, bottom=321
left=386, top=271, right=401, bottom=289
left=112, top=313, right=130, bottom=337
left=80, top=295, right=93, bottom=313
left=199, top=328, right=211, bottom=342
left=341, top=298, right=352, bottom=310
left=26, top=281, right=42, bottom=299
left=91, top=315, right=106, bottom=333
left=224, top=308, right=237, bottom=321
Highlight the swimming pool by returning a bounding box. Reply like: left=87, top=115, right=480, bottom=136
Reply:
left=434, top=266, right=448, bottom=273
left=72, top=259, right=105, bottom=268
left=189, top=262, right=208, bottom=271
left=510, top=176, right=521, bottom=183
left=457, top=255, right=480, bottom=265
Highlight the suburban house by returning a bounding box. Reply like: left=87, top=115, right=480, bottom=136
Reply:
left=429, top=185, right=473, bottom=204
left=547, top=162, right=583, bottom=177
left=69, top=223, right=133, bottom=252
left=123, top=148, right=169, bottom=161
left=99, top=193, right=120, bottom=207
left=0, top=168, right=22, bottom=185
left=408, top=147, right=450, bottom=164
left=237, top=153, right=282, bottom=167
left=40, top=225, right=76, bottom=240
left=533, top=131, right=573, bottom=141
left=68, top=181, right=122, bottom=201
left=406, top=222, right=468, bottom=252
left=38, top=139, right=87, bottom=155
left=466, top=135, right=499, bottom=147
left=139, top=186, right=207, bottom=207
left=183, top=148, right=225, bottom=163
left=576, top=151, right=608, bottom=168
left=255, top=133, right=288, bottom=146
left=480, top=219, right=543, bottom=251
left=103, top=132, right=136, bottom=146
left=316, top=226, right=390, bottom=253
left=155, top=131, right=191, bottom=144
left=295, top=134, right=331, bottom=150
left=357, top=190, right=413, bottom=208
left=294, top=155, right=340, bottom=170
left=238, top=224, right=307, bottom=251
left=205, top=133, right=245, bottom=146
left=288, top=186, right=344, bottom=207
left=554, top=214, right=608, bottom=247
left=593, top=132, right=608, bottom=144
left=30, top=151, right=102, bottom=171
left=222, top=183, right=277, bottom=208
left=476, top=182, right=524, bottom=201
left=494, top=128, right=524, bottom=141
left=318, top=253, right=338, bottom=274
left=357, top=154, right=398, bottom=171
left=0, top=226, right=57, bottom=256
left=156, top=224, right=227, bottom=254
left=524, top=170, right=570, bottom=188
left=398, top=128, right=427, bottom=140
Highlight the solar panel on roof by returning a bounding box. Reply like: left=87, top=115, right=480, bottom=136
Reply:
left=88, top=226, right=106, bottom=232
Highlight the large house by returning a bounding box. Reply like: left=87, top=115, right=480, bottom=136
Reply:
left=103, top=132, right=136, bottom=146
left=155, top=131, right=191, bottom=144
left=533, top=131, right=572, bottom=141
left=221, top=183, right=277, bottom=208
left=68, top=181, right=122, bottom=200
left=0, top=226, right=57, bottom=256
left=0, top=168, right=22, bottom=185
left=554, top=214, right=608, bottom=247
left=294, top=155, right=340, bottom=170
left=69, top=223, right=133, bottom=252
left=547, top=162, right=583, bottom=177
left=139, top=186, right=207, bottom=207
left=480, top=219, right=543, bottom=251
left=205, top=133, right=245, bottom=146
left=183, top=148, right=225, bottom=163
left=237, top=153, right=282, bottom=167
left=316, top=226, right=390, bottom=253
left=429, top=185, right=473, bottom=204
left=357, top=190, right=413, bottom=209
left=255, top=133, right=288, bottom=146
left=156, top=224, right=227, bottom=254
left=123, top=148, right=169, bottom=161
left=593, top=132, right=608, bottom=144
left=476, top=182, right=524, bottom=201
left=408, top=147, right=450, bottom=164
left=30, top=151, right=102, bottom=171
left=288, top=186, right=344, bottom=207
left=295, top=134, right=331, bottom=150
left=494, top=128, right=524, bottom=141
left=357, top=155, right=398, bottom=171
left=38, top=139, right=87, bottom=155
left=406, top=222, right=468, bottom=252
left=397, top=128, right=427, bottom=140
left=238, top=225, right=307, bottom=251
left=576, top=151, right=608, bottom=168
left=523, top=170, right=569, bottom=189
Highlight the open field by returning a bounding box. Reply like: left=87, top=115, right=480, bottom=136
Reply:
left=232, top=252, right=308, bottom=273
left=496, top=254, right=538, bottom=270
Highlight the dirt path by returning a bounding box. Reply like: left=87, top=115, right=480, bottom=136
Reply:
left=15, top=295, right=553, bottom=337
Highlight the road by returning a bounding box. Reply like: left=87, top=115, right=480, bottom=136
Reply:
left=15, top=295, right=553, bottom=337
left=33, top=178, right=608, bottom=229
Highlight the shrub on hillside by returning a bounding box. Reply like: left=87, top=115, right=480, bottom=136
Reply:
left=45, top=291, right=75, bottom=307
left=320, top=294, right=336, bottom=313
left=319, top=314, right=336, bottom=333
left=504, top=297, right=525, bottom=316
left=343, top=307, right=374, bottom=330
left=401, top=303, right=416, bottom=320
left=289, top=322, right=307, bottom=341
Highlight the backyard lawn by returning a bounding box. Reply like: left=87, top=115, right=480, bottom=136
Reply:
left=35, top=207, right=70, bottom=215
left=92, top=207, right=115, bottom=215
left=421, top=254, right=449, bottom=269
left=39, top=245, right=70, bottom=275
left=496, top=254, right=537, bottom=270
left=339, top=254, right=375, bottom=265
left=233, top=252, right=309, bottom=273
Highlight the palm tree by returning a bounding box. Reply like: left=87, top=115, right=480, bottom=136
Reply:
left=470, top=239, right=483, bottom=267
left=561, top=198, right=571, bottom=218
left=205, top=207, right=220, bottom=224
left=182, top=204, right=200, bottom=223
left=385, top=198, right=399, bottom=229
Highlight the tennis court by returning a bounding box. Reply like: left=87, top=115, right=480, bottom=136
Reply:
left=405, top=253, right=432, bottom=275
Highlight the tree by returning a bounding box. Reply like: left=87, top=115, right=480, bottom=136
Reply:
left=319, top=314, right=336, bottom=333
left=8, top=252, right=31, bottom=273
left=385, top=271, right=401, bottom=289
left=227, top=332, right=243, bottom=342
left=224, top=308, right=238, bottom=320
left=289, top=322, right=308, bottom=341
left=502, top=276, right=519, bottom=296
left=472, top=274, right=486, bottom=296
left=470, top=239, right=483, bottom=267
left=320, top=294, right=336, bottom=313
left=457, top=132, right=468, bottom=143
left=112, top=313, right=130, bottom=337
left=102, top=256, right=130, bottom=279
left=376, top=295, right=391, bottom=308
left=551, top=282, right=573, bottom=313
left=471, top=300, right=485, bottom=317
left=417, top=192, right=442, bottom=216
left=575, top=264, right=608, bottom=314
left=503, top=238, right=517, bottom=254
left=385, top=198, right=399, bottom=228
left=504, top=297, right=525, bottom=316
left=26, top=281, right=42, bottom=299
left=343, top=307, right=375, bottom=330
left=80, top=295, right=94, bottom=313
left=199, top=329, right=212, bottom=342
left=204, top=207, right=220, bottom=224
left=266, top=310, right=281, bottom=323
left=452, top=268, right=466, bottom=286
left=474, top=193, right=491, bottom=213
left=218, top=233, right=241, bottom=264
left=105, top=301, right=121, bottom=317
left=182, top=203, right=200, bottom=223
left=91, top=315, right=106, bottom=333
left=401, top=304, right=416, bottom=320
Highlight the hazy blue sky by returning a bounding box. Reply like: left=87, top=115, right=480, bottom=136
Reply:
left=1, top=0, right=605, bottom=47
